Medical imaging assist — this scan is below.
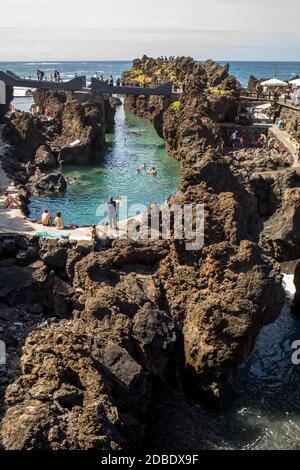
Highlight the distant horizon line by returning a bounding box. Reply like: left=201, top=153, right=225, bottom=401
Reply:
left=0, top=59, right=300, bottom=64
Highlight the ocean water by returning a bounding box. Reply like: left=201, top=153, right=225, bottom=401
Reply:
left=2, top=60, right=300, bottom=90
left=0, top=61, right=132, bottom=85
left=221, top=61, right=300, bottom=87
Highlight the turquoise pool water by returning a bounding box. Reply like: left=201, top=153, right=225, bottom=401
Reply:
left=28, top=104, right=180, bottom=226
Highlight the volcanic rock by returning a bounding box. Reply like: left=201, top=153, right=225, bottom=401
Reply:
left=3, top=111, right=46, bottom=162
left=30, top=172, right=67, bottom=195
left=0, top=261, right=50, bottom=306
left=34, top=145, right=57, bottom=170
left=261, top=188, right=300, bottom=261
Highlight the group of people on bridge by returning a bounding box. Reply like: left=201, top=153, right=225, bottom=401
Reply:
left=93, top=73, right=121, bottom=87
left=36, top=69, right=61, bottom=82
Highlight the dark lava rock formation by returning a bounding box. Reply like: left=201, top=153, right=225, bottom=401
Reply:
left=28, top=172, right=68, bottom=196
left=261, top=188, right=300, bottom=261
left=3, top=89, right=116, bottom=166
left=0, top=57, right=288, bottom=450
left=34, top=145, right=57, bottom=171
left=122, top=57, right=239, bottom=145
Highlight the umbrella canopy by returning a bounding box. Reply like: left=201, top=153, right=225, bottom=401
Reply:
left=261, top=78, right=287, bottom=87
left=289, top=78, right=300, bottom=87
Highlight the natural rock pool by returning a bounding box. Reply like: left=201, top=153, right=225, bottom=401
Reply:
left=28, top=103, right=180, bottom=226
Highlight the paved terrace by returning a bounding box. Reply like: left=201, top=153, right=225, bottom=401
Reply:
left=240, top=92, right=300, bottom=111
left=269, top=125, right=299, bottom=167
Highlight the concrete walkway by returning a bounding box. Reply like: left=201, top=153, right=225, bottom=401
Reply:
left=269, top=125, right=299, bottom=167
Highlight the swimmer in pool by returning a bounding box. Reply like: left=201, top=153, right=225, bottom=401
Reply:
left=67, top=177, right=78, bottom=184
left=137, top=162, right=147, bottom=172
left=149, top=166, right=157, bottom=176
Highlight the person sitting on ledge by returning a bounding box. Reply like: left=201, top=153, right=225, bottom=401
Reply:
left=54, top=212, right=65, bottom=230
left=3, top=192, right=19, bottom=209
left=257, top=133, right=268, bottom=147
left=41, top=209, right=53, bottom=226
left=3, top=192, right=12, bottom=208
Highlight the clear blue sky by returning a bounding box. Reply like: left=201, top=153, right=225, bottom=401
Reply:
left=1, top=0, right=299, bottom=61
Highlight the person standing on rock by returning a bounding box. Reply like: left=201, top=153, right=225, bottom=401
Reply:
left=218, top=138, right=225, bottom=155
left=107, top=197, right=117, bottom=230
left=230, top=130, right=238, bottom=148
left=54, top=70, right=61, bottom=82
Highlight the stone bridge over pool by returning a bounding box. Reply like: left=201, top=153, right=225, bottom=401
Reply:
left=0, top=71, right=174, bottom=108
